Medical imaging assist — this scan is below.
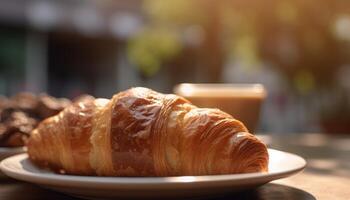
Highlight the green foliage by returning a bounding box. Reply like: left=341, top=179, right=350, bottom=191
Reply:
left=144, top=0, right=205, bottom=26
left=235, top=35, right=260, bottom=66
left=127, top=0, right=205, bottom=77
left=293, top=69, right=315, bottom=94
left=127, top=28, right=182, bottom=77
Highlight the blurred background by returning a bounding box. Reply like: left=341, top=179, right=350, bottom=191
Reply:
left=0, top=0, right=350, bottom=134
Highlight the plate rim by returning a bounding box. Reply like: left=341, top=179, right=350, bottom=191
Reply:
left=0, top=146, right=26, bottom=154
left=0, top=148, right=306, bottom=188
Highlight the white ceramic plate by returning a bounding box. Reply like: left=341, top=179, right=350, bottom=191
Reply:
left=0, top=147, right=26, bottom=177
left=0, top=149, right=306, bottom=199
left=0, top=147, right=26, bottom=160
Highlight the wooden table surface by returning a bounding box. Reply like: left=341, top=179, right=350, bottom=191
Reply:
left=1, top=133, right=349, bottom=200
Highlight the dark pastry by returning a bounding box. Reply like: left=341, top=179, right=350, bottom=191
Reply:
left=0, top=93, right=71, bottom=147
left=37, top=94, right=71, bottom=119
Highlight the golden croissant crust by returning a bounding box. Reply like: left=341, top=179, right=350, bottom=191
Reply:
left=27, top=87, right=268, bottom=176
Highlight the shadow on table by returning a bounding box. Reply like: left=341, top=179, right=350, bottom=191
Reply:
left=0, top=181, right=316, bottom=200
left=214, top=183, right=316, bottom=200
left=0, top=180, right=77, bottom=200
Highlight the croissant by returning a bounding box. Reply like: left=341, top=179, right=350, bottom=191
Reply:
left=27, top=87, right=268, bottom=176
